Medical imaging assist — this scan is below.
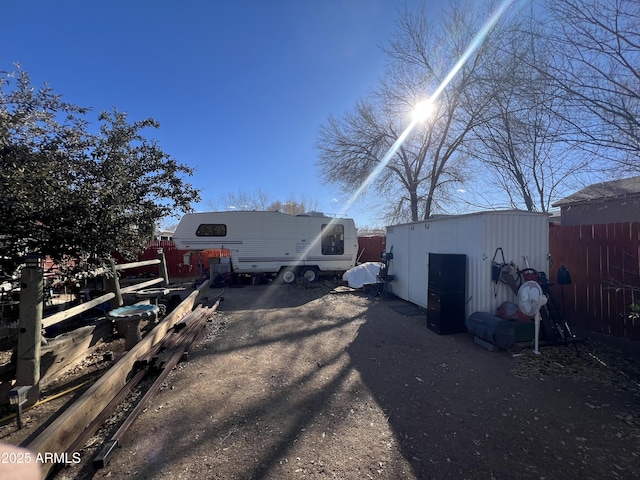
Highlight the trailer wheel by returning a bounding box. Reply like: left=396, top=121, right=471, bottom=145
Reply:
left=279, top=268, right=297, bottom=284
left=301, top=267, right=319, bottom=283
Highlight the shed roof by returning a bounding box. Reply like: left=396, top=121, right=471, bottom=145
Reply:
left=553, top=176, right=640, bottom=207
left=386, top=209, right=549, bottom=229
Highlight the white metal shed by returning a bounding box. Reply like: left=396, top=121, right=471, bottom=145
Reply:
left=385, top=210, right=550, bottom=319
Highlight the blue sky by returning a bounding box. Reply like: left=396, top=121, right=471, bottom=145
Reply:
left=2, top=0, right=442, bottom=228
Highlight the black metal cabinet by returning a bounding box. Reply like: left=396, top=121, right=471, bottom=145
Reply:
left=427, top=253, right=466, bottom=335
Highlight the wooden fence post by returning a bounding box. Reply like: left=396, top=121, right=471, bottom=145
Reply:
left=157, top=249, right=169, bottom=287
left=105, top=259, right=123, bottom=309
left=16, top=255, right=44, bottom=406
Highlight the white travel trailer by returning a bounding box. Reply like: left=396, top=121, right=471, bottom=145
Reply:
left=172, top=211, right=358, bottom=283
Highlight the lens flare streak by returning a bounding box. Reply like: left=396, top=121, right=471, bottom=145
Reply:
left=262, top=0, right=517, bottom=283
left=337, top=0, right=516, bottom=219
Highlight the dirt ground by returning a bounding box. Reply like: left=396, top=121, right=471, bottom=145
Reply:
left=6, top=278, right=640, bottom=479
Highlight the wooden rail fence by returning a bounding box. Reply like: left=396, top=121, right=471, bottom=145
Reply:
left=14, top=251, right=170, bottom=405
left=28, top=281, right=212, bottom=477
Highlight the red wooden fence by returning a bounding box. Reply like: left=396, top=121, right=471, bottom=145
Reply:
left=119, top=241, right=228, bottom=281
left=125, top=236, right=388, bottom=280
left=356, top=235, right=387, bottom=263
left=548, top=223, right=640, bottom=340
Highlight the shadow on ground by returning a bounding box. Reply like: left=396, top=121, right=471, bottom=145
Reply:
left=67, top=284, right=640, bottom=480
left=348, top=293, right=640, bottom=479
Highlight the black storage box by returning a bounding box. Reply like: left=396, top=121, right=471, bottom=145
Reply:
left=466, top=312, right=534, bottom=350
left=427, top=253, right=466, bottom=335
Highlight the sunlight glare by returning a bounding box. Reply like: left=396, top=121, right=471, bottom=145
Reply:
left=413, top=99, right=435, bottom=123
left=252, top=0, right=516, bottom=302
left=335, top=0, right=516, bottom=218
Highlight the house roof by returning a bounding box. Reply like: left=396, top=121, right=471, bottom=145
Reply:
left=553, top=176, right=640, bottom=207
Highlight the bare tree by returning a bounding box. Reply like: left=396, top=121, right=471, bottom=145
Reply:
left=316, top=1, right=513, bottom=223
left=218, top=189, right=318, bottom=215
left=545, top=0, right=640, bottom=170
left=468, top=10, right=599, bottom=212
left=269, top=194, right=319, bottom=215
left=220, top=188, right=273, bottom=211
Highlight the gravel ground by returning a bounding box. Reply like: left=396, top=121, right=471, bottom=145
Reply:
left=6, top=279, right=640, bottom=479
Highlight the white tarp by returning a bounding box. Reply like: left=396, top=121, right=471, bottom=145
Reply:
left=342, top=262, right=384, bottom=288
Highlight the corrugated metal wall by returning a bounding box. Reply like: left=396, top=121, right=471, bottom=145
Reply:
left=476, top=212, right=549, bottom=314
left=386, top=211, right=549, bottom=318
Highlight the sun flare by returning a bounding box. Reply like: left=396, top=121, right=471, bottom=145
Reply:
left=412, top=99, right=435, bottom=123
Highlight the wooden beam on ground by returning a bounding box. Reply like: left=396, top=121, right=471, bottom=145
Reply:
left=94, top=300, right=219, bottom=468
left=26, top=280, right=211, bottom=477
left=65, top=367, right=148, bottom=458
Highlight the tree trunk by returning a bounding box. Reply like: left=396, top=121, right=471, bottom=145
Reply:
left=410, top=188, right=419, bottom=222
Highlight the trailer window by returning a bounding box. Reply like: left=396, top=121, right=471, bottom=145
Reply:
left=196, top=224, right=227, bottom=237
left=321, top=224, right=344, bottom=255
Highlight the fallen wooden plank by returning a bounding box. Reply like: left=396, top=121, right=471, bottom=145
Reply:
left=25, top=280, right=211, bottom=477
left=0, top=321, right=112, bottom=402
left=153, top=308, right=212, bottom=370
left=39, top=321, right=113, bottom=389
left=94, top=300, right=219, bottom=468
left=64, top=367, right=149, bottom=459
